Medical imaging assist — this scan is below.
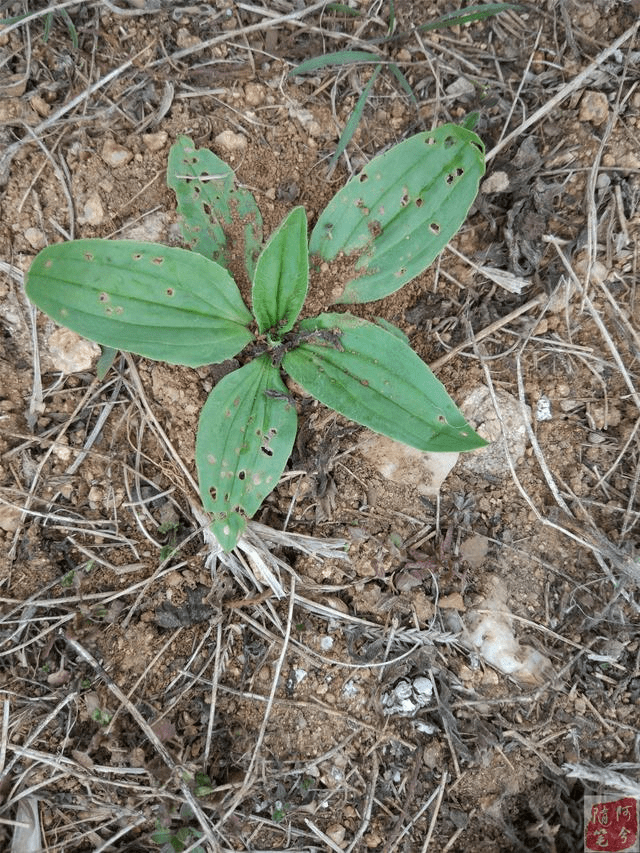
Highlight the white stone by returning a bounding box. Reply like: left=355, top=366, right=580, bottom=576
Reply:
left=24, top=228, right=46, bottom=250
left=359, top=431, right=459, bottom=496
left=101, top=138, right=133, bottom=168
left=458, top=386, right=530, bottom=476
left=47, top=328, right=101, bottom=374
left=77, top=192, right=104, bottom=226
left=142, top=131, right=168, bottom=152
left=214, top=130, right=248, bottom=153
left=0, top=504, right=21, bottom=532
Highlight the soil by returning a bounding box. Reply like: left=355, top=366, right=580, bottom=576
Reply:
left=1, top=2, right=640, bottom=852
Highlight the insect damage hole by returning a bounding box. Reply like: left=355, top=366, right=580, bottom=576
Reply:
left=209, top=487, right=217, bottom=501
left=99, top=292, right=110, bottom=302
left=151, top=256, right=165, bottom=265
left=166, top=288, right=174, bottom=297
left=429, top=222, right=441, bottom=235
left=260, top=426, right=278, bottom=457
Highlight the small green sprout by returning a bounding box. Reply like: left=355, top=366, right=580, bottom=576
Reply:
left=59, top=570, right=75, bottom=588
left=26, top=127, right=487, bottom=552
left=92, top=708, right=111, bottom=726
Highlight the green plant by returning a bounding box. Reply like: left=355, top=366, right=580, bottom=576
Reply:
left=26, top=127, right=486, bottom=552
left=289, top=2, right=522, bottom=171
left=152, top=773, right=213, bottom=853
left=92, top=708, right=111, bottom=726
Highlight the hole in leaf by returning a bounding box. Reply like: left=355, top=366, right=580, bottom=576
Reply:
left=203, top=203, right=212, bottom=216
left=446, top=173, right=455, bottom=185
left=444, top=136, right=456, bottom=148
left=238, top=470, right=246, bottom=481
left=151, top=257, right=164, bottom=265
left=224, top=492, right=230, bottom=502
left=425, top=136, right=436, bottom=145
left=209, top=487, right=217, bottom=501
left=359, top=173, right=368, bottom=182
left=132, top=253, right=142, bottom=260
left=437, top=415, right=447, bottom=423
left=261, top=446, right=273, bottom=457
left=368, top=220, right=382, bottom=238
left=455, top=167, right=464, bottom=177
left=429, top=222, right=441, bottom=235
left=166, top=288, right=174, bottom=297
left=99, top=292, right=109, bottom=302
left=400, top=188, right=409, bottom=207
left=415, top=198, right=424, bottom=208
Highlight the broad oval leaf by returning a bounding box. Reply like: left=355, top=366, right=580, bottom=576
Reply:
left=26, top=239, right=254, bottom=367
left=282, top=313, right=486, bottom=452
left=309, top=125, right=485, bottom=303
left=196, top=355, right=297, bottom=551
left=167, top=135, right=263, bottom=280
left=252, top=206, right=308, bottom=337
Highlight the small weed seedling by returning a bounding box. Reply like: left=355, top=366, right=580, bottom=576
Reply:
left=26, top=127, right=487, bottom=551
left=290, top=2, right=521, bottom=171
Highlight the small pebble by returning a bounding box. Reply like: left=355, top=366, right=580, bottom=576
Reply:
left=101, top=138, right=133, bottom=168
left=579, top=90, right=609, bottom=126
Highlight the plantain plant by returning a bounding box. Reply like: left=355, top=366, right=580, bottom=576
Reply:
left=26, top=128, right=486, bottom=551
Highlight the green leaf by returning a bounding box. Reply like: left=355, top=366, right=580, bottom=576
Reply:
left=96, top=346, right=118, bottom=380
left=252, top=207, right=308, bottom=337
left=283, top=313, right=486, bottom=452
left=289, top=50, right=380, bottom=76
left=196, top=356, right=297, bottom=551
left=167, top=135, right=263, bottom=280
left=26, top=239, right=254, bottom=367
left=310, top=125, right=485, bottom=303
left=373, top=316, right=409, bottom=344
left=417, top=3, right=523, bottom=32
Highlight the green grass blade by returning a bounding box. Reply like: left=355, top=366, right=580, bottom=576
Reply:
left=326, top=3, right=362, bottom=15
left=388, top=62, right=418, bottom=108
left=310, top=124, right=485, bottom=303
left=196, top=356, right=297, bottom=551
left=252, top=207, right=308, bottom=336
left=283, top=313, right=486, bottom=452
left=26, top=240, right=254, bottom=367
left=290, top=50, right=380, bottom=76
left=167, top=135, right=263, bottom=280
left=328, top=64, right=382, bottom=173
left=417, top=3, right=523, bottom=32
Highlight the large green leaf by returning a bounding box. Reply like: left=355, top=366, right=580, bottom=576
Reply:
left=309, top=125, right=485, bottom=303
left=26, top=239, right=254, bottom=367
left=283, top=313, right=486, bottom=452
left=196, top=356, right=297, bottom=551
left=167, top=135, right=263, bottom=280
left=252, top=206, right=308, bottom=337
